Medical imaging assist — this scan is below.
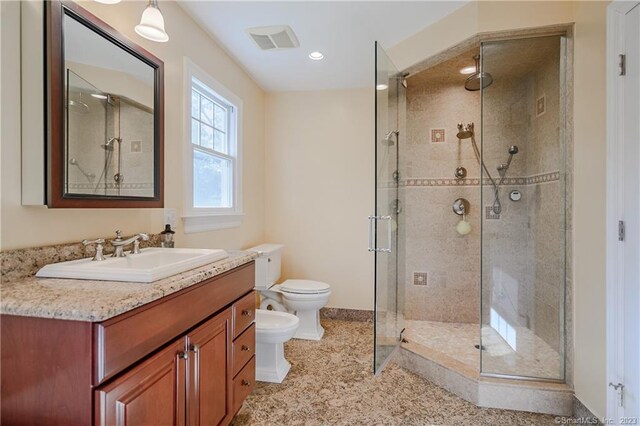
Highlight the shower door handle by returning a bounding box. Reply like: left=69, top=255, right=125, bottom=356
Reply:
left=368, top=216, right=375, bottom=252
left=368, top=215, right=393, bottom=253
left=379, top=215, right=393, bottom=253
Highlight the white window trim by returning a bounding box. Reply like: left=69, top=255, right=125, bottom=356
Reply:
left=183, top=58, right=244, bottom=233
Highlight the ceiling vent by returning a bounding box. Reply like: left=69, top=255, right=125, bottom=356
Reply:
left=246, top=25, right=300, bottom=50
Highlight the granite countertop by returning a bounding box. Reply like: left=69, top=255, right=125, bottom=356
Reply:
left=0, top=250, right=258, bottom=322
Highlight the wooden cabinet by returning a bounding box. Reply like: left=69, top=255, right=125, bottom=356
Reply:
left=94, top=340, right=187, bottom=426
left=186, top=309, right=232, bottom=426
left=1, top=262, right=256, bottom=426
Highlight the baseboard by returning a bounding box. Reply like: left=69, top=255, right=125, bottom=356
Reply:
left=320, top=307, right=373, bottom=322
left=573, top=396, right=602, bottom=424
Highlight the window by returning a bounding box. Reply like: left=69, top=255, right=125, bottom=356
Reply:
left=183, top=59, right=243, bottom=233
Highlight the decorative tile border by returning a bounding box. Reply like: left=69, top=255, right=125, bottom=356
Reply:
left=1, top=234, right=162, bottom=283
left=378, top=171, right=561, bottom=188
left=68, top=182, right=154, bottom=190
left=320, top=307, right=373, bottom=322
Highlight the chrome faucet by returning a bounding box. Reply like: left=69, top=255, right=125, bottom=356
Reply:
left=82, top=238, right=106, bottom=261
left=111, top=230, right=149, bottom=257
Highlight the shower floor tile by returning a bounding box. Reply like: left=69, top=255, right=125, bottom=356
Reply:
left=404, top=320, right=562, bottom=379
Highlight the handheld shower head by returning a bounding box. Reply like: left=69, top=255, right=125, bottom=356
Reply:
left=456, top=123, right=474, bottom=139
left=101, top=137, right=121, bottom=151
left=508, top=145, right=519, bottom=155
left=382, top=130, right=398, bottom=146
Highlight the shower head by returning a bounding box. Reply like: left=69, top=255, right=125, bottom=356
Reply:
left=508, top=145, right=519, bottom=155
left=382, top=130, right=398, bottom=146
left=456, top=122, right=474, bottom=139
left=464, top=55, right=493, bottom=91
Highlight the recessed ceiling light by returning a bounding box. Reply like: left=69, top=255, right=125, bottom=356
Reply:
left=376, top=84, right=388, bottom=91
left=95, top=0, right=122, bottom=3
left=460, top=66, right=476, bottom=75
left=91, top=93, right=108, bottom=100
left=308, top=51, right=324, bottom=61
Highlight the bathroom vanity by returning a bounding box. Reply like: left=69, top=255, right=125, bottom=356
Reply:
left=0, top=252, right=257, bottom=425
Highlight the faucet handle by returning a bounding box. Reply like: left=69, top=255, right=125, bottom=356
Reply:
left=82, top=239, right=106, bottom=261
left=82, top=238, right=105, bottom=246
left=114, top=230, right=123, bottom=241
left=130, top=233, right=150, bottom=255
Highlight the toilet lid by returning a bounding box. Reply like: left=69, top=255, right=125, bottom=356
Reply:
left=279, top=279, right=330, bottom=294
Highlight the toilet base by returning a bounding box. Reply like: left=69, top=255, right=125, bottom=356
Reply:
left=292, top=309, right=325, bottom=341
left=255, top=341, right=292, bottom=383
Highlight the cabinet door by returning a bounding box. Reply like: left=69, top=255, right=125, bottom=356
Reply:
left=186, top=308, right=232, bottom=426
left=95, top=339, right=187, bottom=426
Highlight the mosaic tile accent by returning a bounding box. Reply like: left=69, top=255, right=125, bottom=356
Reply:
left=430, top=128, right=446, bottom=143
left=67, top=182, right=154, bottom=190
left=486, top=206, right=501, bottom=220
left=413, top=272, right=428, bottom=286
left=395, top=171, right=560, bottom=188
left=536, top=94, right=547, bottom=117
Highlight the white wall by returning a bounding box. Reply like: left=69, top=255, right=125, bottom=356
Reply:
left=264, top=89, right=374, bottom=311
left=390, top=0, right=610, bottom=417
left=0, top=0, right=265, bottom=251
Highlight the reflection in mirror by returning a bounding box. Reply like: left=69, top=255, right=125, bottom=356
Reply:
left=63, top=12, right=155, bottom=198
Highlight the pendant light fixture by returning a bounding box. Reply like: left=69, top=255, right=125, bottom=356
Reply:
left=135, top=0, right=169, bottom=43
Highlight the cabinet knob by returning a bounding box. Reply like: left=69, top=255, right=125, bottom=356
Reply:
left=178, top=351, right=188, bottom=360
left=241, top=345, right=250, bottom=352
left=189, top=344, right=200, bottom=353
left=241, top=379, right=251, bottom=387
left=241, top=309, right=252, bottom=317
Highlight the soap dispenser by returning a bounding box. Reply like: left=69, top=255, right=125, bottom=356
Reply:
left=160, top=224, right=175, bottom=248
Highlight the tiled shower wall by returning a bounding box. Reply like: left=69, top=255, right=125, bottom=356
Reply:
left=402, top=52, right=482, bottom=324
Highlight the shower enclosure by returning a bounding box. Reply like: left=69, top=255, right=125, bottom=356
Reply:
left=373, top=35, right=568, bottom=383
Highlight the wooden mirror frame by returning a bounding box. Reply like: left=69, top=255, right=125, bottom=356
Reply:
left=45, top=0, right=164, bottom=208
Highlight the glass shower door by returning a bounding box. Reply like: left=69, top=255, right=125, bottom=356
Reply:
left=479, top=36, right=566, bottom=381
left=373, top=42, right=405, bottom=374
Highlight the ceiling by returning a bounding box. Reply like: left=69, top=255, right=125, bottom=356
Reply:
left=178, top=1, right=468, bottom=92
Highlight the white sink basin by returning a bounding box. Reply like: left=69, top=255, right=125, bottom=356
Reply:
left=36, top=248, right=229, bottom=283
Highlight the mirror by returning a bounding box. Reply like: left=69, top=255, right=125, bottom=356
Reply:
left=46, top=0, right=164, bottom=207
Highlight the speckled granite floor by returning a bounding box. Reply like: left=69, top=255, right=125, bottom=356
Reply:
left=232, top=320, right=560, bottom=425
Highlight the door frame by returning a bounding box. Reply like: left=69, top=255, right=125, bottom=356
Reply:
left=606, top=0, right=640, bottom=420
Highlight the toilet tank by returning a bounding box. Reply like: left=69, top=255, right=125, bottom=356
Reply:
left=247, top=244, right=283, bottom=290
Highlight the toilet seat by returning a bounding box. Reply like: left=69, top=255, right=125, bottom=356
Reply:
left=278, top=279, right=330, bottom=295
left=255, top=310, right=299, bottom=338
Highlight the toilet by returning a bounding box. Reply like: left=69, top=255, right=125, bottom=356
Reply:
left=255, top=309, right=299, bottom=383
left=249, top=244, right=332, bottom=340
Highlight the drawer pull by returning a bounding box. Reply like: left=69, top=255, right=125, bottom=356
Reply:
left=241, top=309, right=252, bottom=317
left=189, top=344, right=200, bottom=353
left=178, top=351, right=188, bottom=360
left=241, top=379, right=251, bottom=387
left=241, top=345, right=250, bottom=352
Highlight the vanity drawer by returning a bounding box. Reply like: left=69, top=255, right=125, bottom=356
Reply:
left=232, top=291, right=255, bottom=339
left=94, top=262, right=255, bottom=385
left=232, top=356, right=255, bottom=414
left=233, top=323, right=255, bottom=376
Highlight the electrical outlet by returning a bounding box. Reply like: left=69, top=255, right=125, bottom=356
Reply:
left=164, top=208, right=178, bottom=229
